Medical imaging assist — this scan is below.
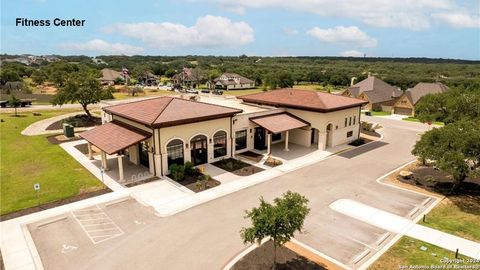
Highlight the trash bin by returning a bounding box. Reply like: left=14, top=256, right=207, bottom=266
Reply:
left=63, top=123, right=75, bottom=138
left=365, top=111, right=372, bottom=116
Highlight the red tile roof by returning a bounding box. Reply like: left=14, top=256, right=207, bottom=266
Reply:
left=239, top=89, right=368, bottom=112
left=250, top=113, right=310, bottom=134
left=80, top=121, right=151, bottom=155
left=104, top=97, right=242, bottom=127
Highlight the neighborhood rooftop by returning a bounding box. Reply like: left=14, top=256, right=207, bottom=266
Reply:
left=348, top=76, right=403, bottom=103
left=405, top=82, right=449, bottom=105
left=103, top=97, right=243, bottom=127
left=239, top=88, right=368, bottom=112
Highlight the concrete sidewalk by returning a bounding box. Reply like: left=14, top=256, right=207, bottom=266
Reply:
left=21, top=111, right=93, bottom=136
left=330, top=199, right=480, bottom=260
left=0, top=190, right=129, bottom=270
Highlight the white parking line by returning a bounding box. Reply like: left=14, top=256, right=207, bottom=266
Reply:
left=72, top=205, right=124, bottom=244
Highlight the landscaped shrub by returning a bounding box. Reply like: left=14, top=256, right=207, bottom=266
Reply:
left=184, top=161, right=197, bottom=176
left=361, top=121, right=374, bottom=132
left=169, top=164, right=185, bottom=181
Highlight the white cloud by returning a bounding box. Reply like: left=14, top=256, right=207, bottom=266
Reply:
left=432, top=12, right=480, bottom=28
left=307, top=26, right=377, bottom=47
left=104, top=15, right=254, bottom=49
left=283, top=27, right=299, bottom=35
left=201, top=0, right=477, bottom=30
left=340, top=50, right=364, bottom=57
left=58, top=39, right=144, bottom=55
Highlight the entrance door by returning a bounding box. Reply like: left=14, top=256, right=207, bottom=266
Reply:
left=190, top=135, right=208, bottom=165
left=139, top=141, right=150, bottom=168
left=254, top=127, right=266, bottom=150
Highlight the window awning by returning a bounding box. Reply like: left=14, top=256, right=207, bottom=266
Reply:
left=250, top=113, right=309, bottom=134
left=80, top=121, right=151, bottom=155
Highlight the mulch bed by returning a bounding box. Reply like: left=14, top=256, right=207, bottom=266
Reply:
left=46, top=114, right=101, bottom=130
left=0, top=188, right=112, bottom=221
left=47, top=134, right=84, bottom=145
left=237, top=151, right=264, bottom=163
left=397, top=163, right=480, bottom=196
left=232, top=241, right=327, bottom=270
left=125, top=176, right=160, bottom=188
left=264, top=156, right=283, bottom=167
left=361, top=130, right=381, bottom=138
left=212, top=158, right=264, bottom=176
left=167, top=172, right=221, bottom=193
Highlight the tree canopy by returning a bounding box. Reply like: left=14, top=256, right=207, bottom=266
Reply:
left=52, top=70, right=112, bottom=118
left=241, top=191, right=310, bottom=268
left=412, top=119, right=480, bottom=185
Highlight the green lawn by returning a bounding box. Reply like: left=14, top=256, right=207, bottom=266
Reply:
left=363, top=111, right=392, bottom=116
left=369, top=237, right=470, bottom=270
left=420, top=196, right=480, bottom=242
left=0, top=111, right=104, bottom=215
left=369, top=196, right=479, bottom=269
left=403, top=117, right=444, bottom=126
left=112, top=89, right=179, bottom=100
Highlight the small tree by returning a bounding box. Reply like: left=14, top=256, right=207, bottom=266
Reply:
left=8, top=94, right=21, bottom=116
left=240, top=191, right=310, bottom=269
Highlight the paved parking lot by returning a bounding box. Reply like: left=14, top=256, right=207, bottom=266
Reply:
left=28, top=117, right=433, bottom=270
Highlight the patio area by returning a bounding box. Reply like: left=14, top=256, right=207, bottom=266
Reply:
left=75, top=142, right=155, bottom=186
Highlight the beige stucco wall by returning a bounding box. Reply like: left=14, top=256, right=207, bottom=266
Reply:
left=158, top=117, right=232, bottom=175
left=232, top=109, right=284, bottom=153
left=111, top=115, right=152, bottom=133
left=289, top=128, right=311, bottom=147
left=287, top=107, right=361, bottom=149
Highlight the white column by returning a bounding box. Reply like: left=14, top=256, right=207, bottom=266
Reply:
left=284, top=131, right=290, bottom=151
left=267, top=133, right=272, bottom=155
left=117, top=155, right=124, bottom=182
left=101, top=151, right=109, bottom=171
left=87, top=142, right=93, bottom=160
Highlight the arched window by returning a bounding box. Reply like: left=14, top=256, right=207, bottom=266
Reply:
left=167, top=139, right=184, bottom=168
left=213, top=131, right=227, bottom=158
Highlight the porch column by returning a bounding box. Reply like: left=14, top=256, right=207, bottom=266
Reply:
left=284, top=131, right=290, bottom=151
left=87, top=142, right=93, bottom=160
left=117, top=155, right=124, bottom=182
left=101, top=151, right=109, bottom=171
left=267, top=133, right=272, bottom=155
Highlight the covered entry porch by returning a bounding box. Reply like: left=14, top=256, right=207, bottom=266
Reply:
left=80, top=121, right=154, bottom=184
left=250, top=112, right=310, bottom=155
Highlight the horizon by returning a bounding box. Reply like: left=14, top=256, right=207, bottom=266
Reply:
left=1, top=0, right=479, bottom=60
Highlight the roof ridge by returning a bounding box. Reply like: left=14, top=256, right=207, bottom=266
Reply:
left=151, top=97, right=175, bottom=125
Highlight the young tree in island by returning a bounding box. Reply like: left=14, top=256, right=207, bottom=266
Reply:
left=53, top=71, right=108, bottom=119
left=412, top=119, right=480, bottom=189
left=8, top=94, right=21, bottom=117
left=240, top=191, right=310, bottom=269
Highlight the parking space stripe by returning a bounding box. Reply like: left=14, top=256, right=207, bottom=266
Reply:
left=71, top=205, right=124, bottom=244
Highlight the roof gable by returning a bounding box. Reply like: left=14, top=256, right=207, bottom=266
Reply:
left=104, top=97, right=242, bottom=127
left=348, top=76, right=402, bottom=102
left=407, top=82, right=449, bottom=105
left=239, top=88, right=367, bottom=112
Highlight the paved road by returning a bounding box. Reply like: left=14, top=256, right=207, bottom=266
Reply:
left=30, top=117, right=432, bottom=270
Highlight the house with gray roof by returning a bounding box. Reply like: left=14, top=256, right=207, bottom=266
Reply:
left=392, top=82, right=449, bottom=116
left=207, top=72, right=255, bottom=90
left=342, top=75, right=402, bottom=112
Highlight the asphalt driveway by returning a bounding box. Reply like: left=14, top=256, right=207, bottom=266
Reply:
left=29, top=116, right=433, bottom=270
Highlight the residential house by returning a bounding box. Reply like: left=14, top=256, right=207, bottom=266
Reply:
left=207, top=73, right=255, bottom=90
left=342, top=75, right=402, bottom=112
left=137, top=72, right=159, bottom=86
left=100, top=68, right=125, bottom=85
left=79, top=89, right=367, bottom=180
left=172, top=68, right=199, bottom=88
left=392, top=82, right=449, bottom=116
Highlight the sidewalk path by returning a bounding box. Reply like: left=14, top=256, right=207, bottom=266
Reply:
left=21, top=111, right=91, bottom=136
left=330, top=199, right=480, bottom=260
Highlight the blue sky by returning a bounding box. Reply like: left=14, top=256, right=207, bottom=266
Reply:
left=1, top=0, right=479, bottom=59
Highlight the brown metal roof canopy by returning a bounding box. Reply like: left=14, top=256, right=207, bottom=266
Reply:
left=80, top=121, right=152, bottom=155
left=250, top=113, right=310, bottom=134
